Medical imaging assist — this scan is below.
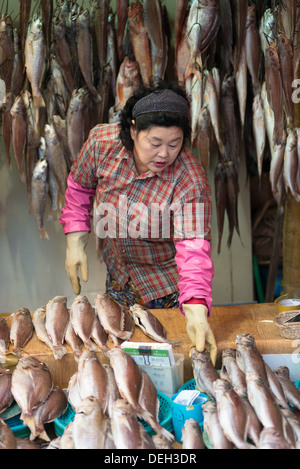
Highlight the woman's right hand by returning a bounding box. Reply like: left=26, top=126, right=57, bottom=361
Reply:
left=65, top=231, right=89, bottom=294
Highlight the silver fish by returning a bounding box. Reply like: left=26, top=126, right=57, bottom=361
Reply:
left=108, top=347, right=174, bottom=441
left=44, top=123, right=68, bottom=197
left=265, top=363, right=289, bottom=410
left=190, top=349, right=219, bottom=399
left=283, top=128, right=300, bottom=201
left=73, top=396, right=108, bottom=449
left=252, top=92, right=266, bottom=179
left=70, top=295, right=97, bottom=352
left=11, top=357, right=53, bottom=436
left=130, top=303, right=178, bottom=344
left=202, top=400, right=234, bottom=449
left=213, top=378, right=254, bottom=449
left=95, top=293, right=134, bottom=343
left=220, top=348, right=247, bottom=393
left=111, top=399, right=153, bottom=449
left=9, top=307, right=33, bottom=356
left=181, top=418, right=205, bottom=449
left=274, top=366, right=300, bottom=411
left=31, top=158, right=49, bottom=240
left=45, top=296, right=69, bottom=359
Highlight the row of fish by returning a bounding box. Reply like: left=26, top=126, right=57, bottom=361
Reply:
left=0, top=294, right=175, bottom=362
left=0, top=0, right=171, bottom=239
left=191, top=333, right=300, bottom=449
left=174, top=0, right=300, bottom=252
left=0, top=356, right=68, bottom=447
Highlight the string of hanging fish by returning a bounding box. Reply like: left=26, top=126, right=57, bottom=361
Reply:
left=0, top=0, right=169, bottom=240
left=174, top=0, right=300, bottom=253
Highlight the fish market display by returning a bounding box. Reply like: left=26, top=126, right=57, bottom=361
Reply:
left=181, top=418, right=205, bottom=449
left=9, top=307, right=33, bottom=356
left=193, top=333, right=300, bottom=450
left=190, top=348, right=219, bottom=399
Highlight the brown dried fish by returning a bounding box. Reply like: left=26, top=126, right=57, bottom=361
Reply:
left=0, top=366, right=13, bottom=415
left=181, top=418, right=205, bottom=449
left=130, top=303, right=178, bottom=344
left=152, top=434, right=173, bottom=449
left=10, top=307, right=33, bottom=356
left=90, top=314, right=109, bottom=352
left=95, top=293, right=134, bottom=343
left=70, top=295, right=97, bottom=352
left=33, top=307, right=66, bottom=360
left=258, top=427, right=293, bottom=450
left=31, top=386, right=68, bottom=441
left=65, top=319, right=84, bottom=359
left=45, top=296, right=69, bottom=359
left=11, top=357, right=53, bottom=436
left=190, top=349, right=219, bottom=399
left=67, top=372, right=82, bottom=412
left=221, top=348, right=247, bottom=393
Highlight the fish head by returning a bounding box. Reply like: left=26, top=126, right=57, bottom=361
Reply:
left=190, top=348, right=211, bottom=363
left=235, top=333, right=255, bottom=347
left=76, top=396, right=102, bottom=416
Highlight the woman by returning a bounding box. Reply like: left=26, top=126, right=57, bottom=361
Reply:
left=59, top=80, right=217, bottom=363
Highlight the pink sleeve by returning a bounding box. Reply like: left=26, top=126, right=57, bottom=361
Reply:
left=175, top=239, right=214, bottom=315
left=59, top=174, right=96, bottom=234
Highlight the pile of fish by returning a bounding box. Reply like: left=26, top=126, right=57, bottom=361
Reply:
left=48, top=347, right=174, bottom=449
left=190, top=333, right=300, bottom=449
left=0, top=356, right=68, bottom=447
left=175, top=0, right=300, bottom=252
left=0, top=0, right=170, bottom=239
left=0, top=294, right=175, bottom=362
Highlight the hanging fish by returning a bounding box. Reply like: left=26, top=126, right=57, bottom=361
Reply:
left=128, top=2, right=152, bottom=86
left=31, top=158, right=49, bottom=240
left=0, top=14, right=15, bottom=93
left=204, top=70, right=226, bottom=158
left=214, top=161, right=228, bottom=254
left=252, top=92, right=266, bottom=179
left=283, top=128, right=300, bottom=201
left=265, top=42, right=284, bottom=146
left=144, top=0, right=166, bottom=80
left=245, top=3, right=262, bottom=96
left=53, top=18, right=75, bottom=94
left=116, top=0, right=129, bottom=62
left=277, top=31, right=294, bottom=127
left=76, top=9, right=102, bottom=103
left=10, top=95, right=26, bottom=182
left=235, top=44, right=247, bottom=134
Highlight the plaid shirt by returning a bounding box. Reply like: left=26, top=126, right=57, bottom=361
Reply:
left=70, top=123, right=212, bottom=302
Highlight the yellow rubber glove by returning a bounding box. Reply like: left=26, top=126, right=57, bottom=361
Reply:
left=182, top=303, right=217, bottom=365
left=65, top=231, right=89, bottom=295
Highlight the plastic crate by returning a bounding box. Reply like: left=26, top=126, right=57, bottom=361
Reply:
left=54, top=391, right=173, bottom=437
left=2, top=402, right=30, bottom=439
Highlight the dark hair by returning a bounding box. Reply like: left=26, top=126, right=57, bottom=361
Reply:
left=119, top=79, right=191, bottom=151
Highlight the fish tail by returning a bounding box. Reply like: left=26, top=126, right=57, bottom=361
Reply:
left=31, top=426, right=50, bottom=442
left=53, top=345, right=67, bottom=360
left=21, top=410, right=36, bottom=436
left=136, top=407, right=174, bottom=442
left=39, top=226, right=49, bottom=240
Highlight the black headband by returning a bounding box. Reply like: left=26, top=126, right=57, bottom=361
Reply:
left=132, top=89, right=190, bottom=120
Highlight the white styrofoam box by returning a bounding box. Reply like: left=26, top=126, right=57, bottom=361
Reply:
left=263, top=354, right=300, bottom=382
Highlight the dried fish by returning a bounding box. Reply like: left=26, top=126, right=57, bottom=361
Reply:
left=65, top=319, right=84, bottom=359
left=220, top=348, right=247, bottom=392
left=0, top=317, right=10, bottom=361
left=214, top=161, right=227, bottom=254
left=67, top=88, right=90, bottom=162
left=144, top=0, right=166, bottom=79
left=77, top=351, right=109, bottom=415
left=265, top=43, right=284, bottom=146
left=245, top=4, right=261, bottom=95
left=213, top=378, right=254, bottom=449
left=53, top=18, right=75, bottom=94
left=0, top=417, right=16, bottom=449
left=181, top=418, right=205, bottom=449
left=108, top=347, right=174, bottom=441
left=128, top=2, right=152, bottom=86
left=274, top=366, right=300, bottom=411
left=73, top=396, right=108, bottom=449
left=130, top=303, right=177, bottom=344
left=31, top=158, right=49, bottom=240
left=10, top=307, right=33, bottom=356
left=33, top=307, right=66, bottom=360
left=95, top=293, right=134, bottom=343
left=283, top=128, right=300, bottom=201
left=10, top=95, right=26, bottom=183
left=0, top=366, right=13, bottom=415
left=190, top=349, right=219, bottom=400
left=45, top=296, right=69, bottom=358
left=116, top=0, right=129, bottom=61
left=31, top=386, right=68, bottom=441
left=90, top=314, right=109, bottom=352
left=235, top=334, right=269, bottom=388
left=111, top=399, right=153, bottom=449
left=277, top=31, right=294, bottom=127
left=202, top=400, right=234, bottom=449
left=114, top=56, right=142, bottom=112
left=70, top=295, right=97, bottom=352
left=11, top=357, right=53, bottom=436
left=252, top=92, right=266, bottom=179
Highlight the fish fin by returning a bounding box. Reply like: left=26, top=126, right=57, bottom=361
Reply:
left=21, top=411, right=36, bottom=436
left=135, top=406, right=174, bottom=442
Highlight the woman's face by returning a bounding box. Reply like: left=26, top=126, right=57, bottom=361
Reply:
left=130, top=124, right=184, bottom=175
